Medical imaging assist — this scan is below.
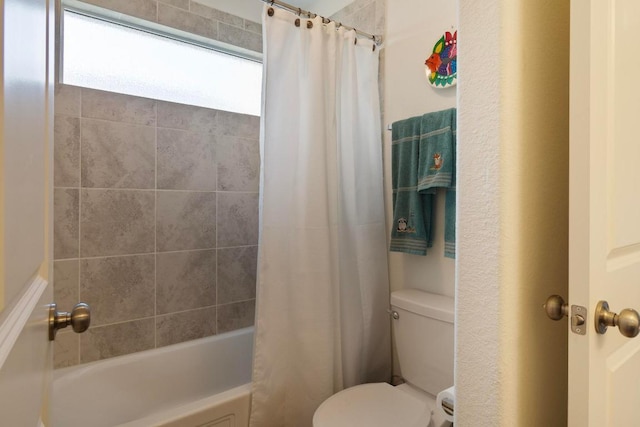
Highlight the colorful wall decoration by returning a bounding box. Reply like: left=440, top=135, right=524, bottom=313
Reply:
left=425, top=30, right=457, bottom=88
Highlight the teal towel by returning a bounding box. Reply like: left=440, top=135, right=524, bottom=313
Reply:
left=416, top=108, right=457, bottom=259
left=417, top=108, right=456, bottom=192
left=444, top=187, right=456, bottom=258
left=390, top=116, right=434, bottom=255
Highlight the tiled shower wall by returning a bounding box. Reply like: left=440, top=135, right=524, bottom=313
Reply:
left=330, top=0, right=385, bottom=37
left=53, top=0, right=262, bottom=368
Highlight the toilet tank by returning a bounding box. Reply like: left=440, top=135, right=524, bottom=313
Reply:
left=391, top=289, right=454, bottom=396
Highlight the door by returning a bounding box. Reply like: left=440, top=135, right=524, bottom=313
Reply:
left=0, top=0, right=55, bottom=425
left=568, top=0, right=640, bottom=425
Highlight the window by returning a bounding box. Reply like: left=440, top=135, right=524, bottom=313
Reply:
left=62, top=10, right=263, bottom=116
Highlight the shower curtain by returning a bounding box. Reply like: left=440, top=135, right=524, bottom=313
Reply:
left=250, top=6, right=391, bottom=427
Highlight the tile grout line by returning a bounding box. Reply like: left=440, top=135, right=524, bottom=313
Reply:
left=214, top=122, right=219, bottom=335
left=77, top=87, right=83, bottom=365
left=53, top=186, right=258, bottom=194
left=154, top=99, right=158, bottom=350
left=52, top=244, right=258, bottom=263
left=215, top=181, right=219, bottom=334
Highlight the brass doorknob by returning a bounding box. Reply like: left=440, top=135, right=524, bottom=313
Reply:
left=595, top=300, right=640, bottom=338
left=543, top=295, right=569, bottom=320
left=49, top=302, right=91, bottom=341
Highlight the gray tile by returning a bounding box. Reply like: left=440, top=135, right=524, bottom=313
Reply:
left=55, top=85, right=80, bottom=117
left=217, top=136, right=259, bottom=192
left=189, top=2, right=243, bottom=28
left=157, top=128, right=216, bottom=191
left=54, top=331, right=79, bottom=369
left=344, top=0, right=373, bottom=16
left=244, top=20, right=262, bottom=34
left=82, top=89, right=156, bottom=126
left=159, top=0, right=188, bottom=10
left=348, top=3, right=376, bottom=35
left=330, top=9, right=346, bottom=23
left=158, top=3, right=217, bottom=39
left=54, top=116, right=80, bottom=187
left=217, top=192, right=258, bottom=247
left=81, top=255, right=155, bottom=326
left=156, top=250, right=216, bottom=314
left=157, top=101, right=217, bottom=134
left=81, top=119, right=156, bottom=189
left=54, top=189, right=79, bottom=260
left=54, top=260, right=79, bottom=312
left=217, top=111, right=259, bottom=139
left=156, top=191, right=216, bottom=252
left=157, top=307, right=216, bottom=347
left=80, top=189, right=155, bottom=257
left=82, top=0, right=158, bottom=22
left=217, top=300, right=255, bottom=334
left=217, top=246, right=257, bottom=304
left=217, top=22, right=262, bottom=53
left=80, top=318, right=155, bottom=363
left=374, top=0, right=385, bottom=35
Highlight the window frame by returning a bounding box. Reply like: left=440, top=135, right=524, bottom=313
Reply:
left=59, top=0, right=263, bottom=114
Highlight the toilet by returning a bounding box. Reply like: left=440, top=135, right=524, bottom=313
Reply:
left=313, top=289, right=454, bottom=427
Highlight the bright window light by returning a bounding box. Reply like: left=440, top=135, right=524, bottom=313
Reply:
left=62, top=11, right=262, bottom=116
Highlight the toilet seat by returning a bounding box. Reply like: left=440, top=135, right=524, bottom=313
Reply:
left=312, top=383, right=431, bottom=427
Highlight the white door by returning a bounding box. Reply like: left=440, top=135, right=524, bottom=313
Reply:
left=568, top=0, right=640, bottom=425
left=0, top=0, right=55, bottom=425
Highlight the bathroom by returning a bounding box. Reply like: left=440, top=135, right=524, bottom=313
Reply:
left=2, top=0, right=601, bottom=424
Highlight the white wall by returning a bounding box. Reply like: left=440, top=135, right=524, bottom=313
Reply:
left=456, top=0, right=569, bottom=425
left=383, top=0, right=457, bottom=298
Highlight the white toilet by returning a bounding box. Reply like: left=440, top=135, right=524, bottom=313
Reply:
left=313, top=289, right=454, bottom=427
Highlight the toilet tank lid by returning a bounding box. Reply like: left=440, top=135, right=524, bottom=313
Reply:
left=391, top=289, right=454, bottom=323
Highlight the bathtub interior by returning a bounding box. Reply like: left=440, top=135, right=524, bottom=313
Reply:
left=52, top=327, right=253, bottom=427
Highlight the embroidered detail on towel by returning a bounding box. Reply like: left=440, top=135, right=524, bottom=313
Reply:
left=396, top=217, right=416, bottom=234
left=432, top=153, right=443, bottom=170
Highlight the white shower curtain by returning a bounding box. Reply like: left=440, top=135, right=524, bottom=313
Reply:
left=250, top=6, right=391, bottom=427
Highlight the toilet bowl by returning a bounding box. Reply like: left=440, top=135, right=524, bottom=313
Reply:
left=313, top=382, right=435, bottom=427
left=313, top=289, right=454, bottom=427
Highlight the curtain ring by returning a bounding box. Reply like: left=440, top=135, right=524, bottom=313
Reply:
left=354, top=37, right=357, bottom=45
left=372, top=44, right=376, bottom=52
left=267, top=7, right=274, bottom=16
left=307, top=20, right=313, bottom=29
left=295, top=18, right=300, bottom=27
left=297, top=7, right=301, bottom=16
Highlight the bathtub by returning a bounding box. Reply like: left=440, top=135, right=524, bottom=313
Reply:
left=52, top=327, right=253, bottom=427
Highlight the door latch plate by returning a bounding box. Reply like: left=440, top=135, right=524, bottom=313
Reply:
left=571, top=305, right=587, bottom=335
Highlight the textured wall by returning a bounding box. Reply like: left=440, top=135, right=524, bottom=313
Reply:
left=456, top=0, right=569, bottom=425
left=53, top=0, right=261, bottom=368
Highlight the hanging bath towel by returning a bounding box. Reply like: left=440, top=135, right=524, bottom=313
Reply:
left=390, top=116, right=434, bottom=255
left=417, top=108, right=457, bottom=258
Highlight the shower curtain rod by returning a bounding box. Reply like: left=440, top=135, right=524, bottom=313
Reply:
left=261, top=0, right=383, bottom=45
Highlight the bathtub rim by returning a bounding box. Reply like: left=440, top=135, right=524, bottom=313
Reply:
left=54, top=326, right=254, bottom=382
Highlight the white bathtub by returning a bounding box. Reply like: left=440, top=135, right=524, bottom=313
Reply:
left=52, top=327, right=253, bottom=427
